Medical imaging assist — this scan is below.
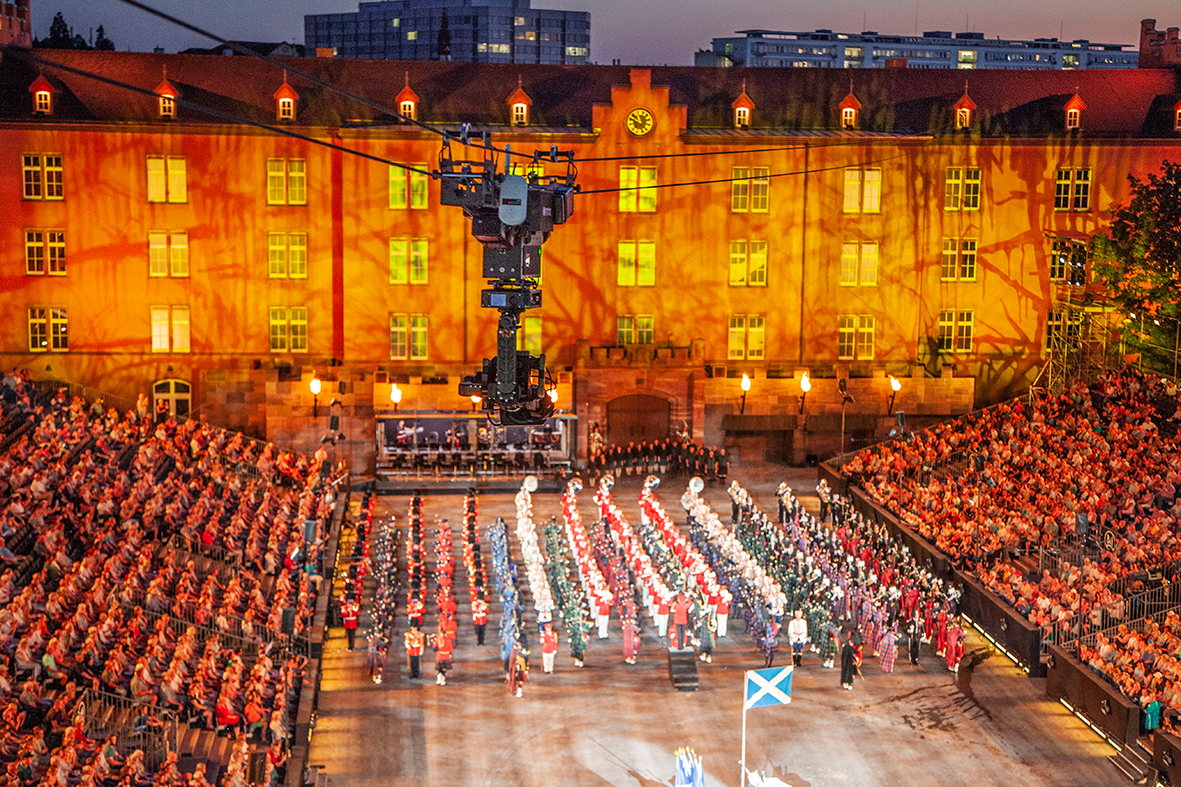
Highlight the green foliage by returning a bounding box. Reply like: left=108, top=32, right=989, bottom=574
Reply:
left=1092, top=160, right=1181, bottom=322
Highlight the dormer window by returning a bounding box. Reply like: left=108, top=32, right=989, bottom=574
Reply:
left=273, top=76, right=299, bottom=123
left=1175, top=108, right=1181, bottom=132
left=155, top=75, right=180, bottom=121
left=395, top=74, right=421, bottom=124
left=512, top=103, right=528, bottom=126
left=505, top=76, right=532, bottom=128
left=841, top=107, right=857, bottom=129
left=735, top=106, right=749, bottom=128
left=1064, top=93, right=1086, bottom=132
left=400, top=100, right=416, bottom=120
left=956, top=107, right=970, bottom=130
left=159, top=95, right=175, bottom=119
left=279, top=98, right=294, bottom=121
left=34, top=91, right=51, bottom=114
left=1066, top=108, right=1080, bottom=129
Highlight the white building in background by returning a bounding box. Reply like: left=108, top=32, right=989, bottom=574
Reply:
left=698, top=29, right=1137, bottom=70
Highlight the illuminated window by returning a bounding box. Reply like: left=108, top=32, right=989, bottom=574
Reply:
left=34, top=91, right=51, bottom=114
left=841, top=107, right=857, bottom=129
left=617, top=315, right=654, bottom=345
left=517, top=316, right=542, bottom=355
left=390, top=164, right=429, bottom=209
left=1054, top=168, right=1090, bottom=212
left=838, top=315, right=856, bottom=359
left=937, top=310, right=955, bottom=351
left=955, top=107, right=970, bottom=129
left=837, top=315, right=874, bottom=360
left=22, top=154, right=63, bottom=201
left=159, top=95, right=175, bottom=119
left=636, top=315, right=654, bottom=345
left=728, top=314, right=766, bottom=360
left=735, top=106, right=749, bottom=128
left=268, top=232, right=307, bottom=278
left=936, top=310, right=974, bottom=352
left=617, top=240, right=655, bottom=286
left=838, top=241, right=877, bottom=286
left=410, top=314, right=428, bottom=359
left=1066, top=108, right=1080, bottom=130
left=24, top=230, right=65, bottom=276
left=278, top=98, right=295, bottom=121
left=1175, top=109, right=1181, bottom=131
left=958, top=239, right=977, bottom=280
left=856, top=315, right=875, bottom=359
left=731, top=167, right=769, bottom=213
left=151, top=306, right=190, bottom=353
left=389, top=314, right=408, bottom=359
left=619, top=166, right=657, bottom=213
left=269, top=307, right=308, bottom=353
left=941, top=238, right=978, bottom=281
left=400, top=99, right=416, bottom=119
left=843, top=167, right=880, bottom=213
left=512, top=103, right=528, bottom=126
left=955, top=310, right=974, bottom=352
left=729, top=240, right=768, bottom=287
left=731, top=168, right=749, bottom=212
left=945, top=167, right=981, bottom=211
left=406, top=31, right=417, bottom=41
left=389, top=238, right=428, bottom=284
left=27, top=307, right=67, bottom=353
left=146, top=155, right=186, bottom=203
left=266, top=159, right=306, bottom=206
left=147, top=231, right=189, bottom=278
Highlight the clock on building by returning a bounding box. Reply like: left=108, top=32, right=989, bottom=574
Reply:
left=626, top=108, right=654, bottom=136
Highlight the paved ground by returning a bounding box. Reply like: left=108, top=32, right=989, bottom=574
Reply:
left=310, top=466, right=1121, bottom=787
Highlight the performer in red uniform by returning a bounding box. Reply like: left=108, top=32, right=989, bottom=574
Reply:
left=342, top=599, right=359, bottom=652
left=540, top=623, right=558, bottom=674
left=671, top=592, right=691, bottom=649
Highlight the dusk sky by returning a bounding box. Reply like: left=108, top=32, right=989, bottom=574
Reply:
left=34, top=0, right=1181, bottom=65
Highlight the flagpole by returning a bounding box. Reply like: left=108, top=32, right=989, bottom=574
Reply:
left=740, top=672, right=748, bottom=787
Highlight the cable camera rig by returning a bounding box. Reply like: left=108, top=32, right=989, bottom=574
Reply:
left=439, top=132, right=577, bottom=425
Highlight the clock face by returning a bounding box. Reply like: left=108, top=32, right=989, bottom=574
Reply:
left=626, top=108, right=655, bottom=137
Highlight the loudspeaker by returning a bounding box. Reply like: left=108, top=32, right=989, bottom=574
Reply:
left=338, top=380, right=347, bottom=394
left=973, top=454, right=985, bottom=472
left=839, top=378, right=847, bottom=394
left=1076, top=511, right=1089, bottom=536
left=895, top=411, right=906, bottom=428
left=330, top=415, right=340, bottom=431
left=281, top=608, right=296, bottom=635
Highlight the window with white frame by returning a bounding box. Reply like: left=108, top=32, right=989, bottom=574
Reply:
left=389, top=238, right=429, bottom=284
left=838, top=241, right=878, bottom=286
left=148, top=231, right=189, bottom=278
left=278, top=98, right=295, bottom=121
left=34, top=91, right=51, bottom=114
left=400, top=99, right=416, bottom=118
left=22, top=154, right=63, bottom=201
left=159, top=95, right=175, bottom=119
left=729, top=240, right=768, bottom=286
left=945, top=167, right=981, bottom=211
left=389, top=164, right=429, bottom=209
left=266, top=159, right=306, bottom=206
left=1054, top=168, right=1090, bottom=212
left=25, top=230, right=65, bottom=276
left=619, top=166, right=657, bottom=213
left=267, top=232, right=308, bottom=279
left=389, top=314, right=408, bottom=359
left=1175, top=109, right=1181, bottom=132
left=1066, top=108, right=1080, bottom=129
left=150, top=306, right=191, bottom=353
left=841, top=107, right=857, bottom=129
left=409, top=314, right=428, bottom=359
left=617, top=240, right=655, bottom=286
left=728, top=314, right=766, bottom=360
left=837, top=314, right=874, bottom=360
left=512, top=103, right=528, bottom=125
left=27, top=307, right=67, bottom=352
left=731, top=167, right=769, bottom=213
left=617, top=314, right=655, bottom=345
left=842, top=167, right=880, bottom=213
left=146, top=155, right=187, bottom=203
left=735, top=106, right=749, bottom=128
left=940, top=238, right=977, bottom=281
left=937, top=309, right=974, bottom=352
left=268, top=306, right=308, bottom=352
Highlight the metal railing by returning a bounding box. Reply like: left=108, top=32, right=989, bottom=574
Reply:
left=77, top=687, right=178, bottom=770
left=1051, top=582, right=1181, bottom=654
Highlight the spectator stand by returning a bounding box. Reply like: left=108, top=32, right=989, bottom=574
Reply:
left=76, top=686, right=180, bottom=770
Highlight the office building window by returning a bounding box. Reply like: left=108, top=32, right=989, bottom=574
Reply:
left=838, top=315, right=874, bottom=360
left=940, top=238, right=977, bottom=281
left=28, top=307, right=67, bottom=352
left=729, top=240, right=768, bottom=286
left=390, top=164, right=429, bottom=210
left=151, top=305, right=191, bottom=353
left=731, top=167, right=769, bottom=213
left=517, top=316, right=542, bottom=355
left=839, top=241, right=878, bottom=286
left=148, top=232, right=189, bottom=278
left=22, top=154, right=63, bottom=201
left=267, top=159, right=306, bottom=206
left=268, top=232, right=308, bottom=279
left=389, top=238, right=428, bottom=284
left=843, top=168, right=880, bottom=213
left=945, top=167, right=981, bottom=211
left=390, top=315, right=408, bottom=359
left=269, top=306, right=308, bottom=353
left=728, top=314, right=766, bottom=360
left=1054, top=168, right=1091, bottom=212
left=619, top=166, right=657, bottom=213
left=146, top=155, right=187, bottom=204
left=410, top=314, right=428, bottom=359
left=617, top=240, right=655, bottom=286
left=25, top=230, right=65, bottom=276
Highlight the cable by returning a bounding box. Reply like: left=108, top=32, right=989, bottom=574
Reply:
left=8, top=49, right=433, bottom=176
left=114, top=0, right=505, bottom=155
left=577, top=153, right=906, bottom=195
left=570, top=143, right=819, bottom=164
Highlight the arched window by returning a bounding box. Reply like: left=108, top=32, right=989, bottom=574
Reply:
left=841, top=107, right=857, bottom=129
left=278, top=97, right=295, bottom=121
left=153, top=378, right=191, bottom=419
left=735, top=106, right=749, bottom=128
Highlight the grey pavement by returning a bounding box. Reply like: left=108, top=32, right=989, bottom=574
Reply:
left=309, top=465, right=1120, bottom=787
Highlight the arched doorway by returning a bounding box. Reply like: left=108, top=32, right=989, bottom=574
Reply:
left=153, top=378, right=191, bottom=418
left=607, top=394, right=670, bottom=445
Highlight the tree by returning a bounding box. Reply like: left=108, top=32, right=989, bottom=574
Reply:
left=94, top=25, right=115, bottom=51
left=35, top=11, right=94, bottom=49
left=1092, top=160, right=1181, bottom=321
left=437, top=10, right=451, bottom=61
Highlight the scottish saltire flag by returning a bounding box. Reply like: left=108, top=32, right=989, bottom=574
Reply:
left=744, top=666, right=793, bottom=709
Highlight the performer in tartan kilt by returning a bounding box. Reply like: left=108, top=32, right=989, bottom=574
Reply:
left=878, top=625, right=898, bottom=673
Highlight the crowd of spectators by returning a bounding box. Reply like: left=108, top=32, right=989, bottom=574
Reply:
left=0, top=370, right=329, bottom=787
left=843, top=369, right=1181, bottom=716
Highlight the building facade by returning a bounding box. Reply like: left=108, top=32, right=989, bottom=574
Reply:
left=1140, top=19, right=1181, bottom=68
left=304, top=0, right=590, bottom=64
left=1, top=0, right=31, bottom=48
left=699, top=29, right=1137, bottom=70
left=3, top=52, right=1180, bottom=473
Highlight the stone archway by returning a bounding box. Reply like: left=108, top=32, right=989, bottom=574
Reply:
left=606, top=393, right=670, bottom=445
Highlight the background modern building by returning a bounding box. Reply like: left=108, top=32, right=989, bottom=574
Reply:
left=3, top=52, right=1181, bottom=474
left=305, top=0, right=590, bottom=64
left=697, top=28, right=1137, bottom=69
